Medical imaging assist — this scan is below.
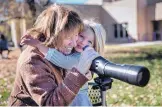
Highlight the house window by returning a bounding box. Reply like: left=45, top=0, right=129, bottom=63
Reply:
left=114, top=24, right=118, bottom=38
left=113, top=23, right=128, bottom=38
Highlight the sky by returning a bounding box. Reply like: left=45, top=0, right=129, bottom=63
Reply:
left=16, top=0, right=88, bottom=4
left=15, top=0, right=102, bottom=5
left=53, top=0, right=88, bottom=4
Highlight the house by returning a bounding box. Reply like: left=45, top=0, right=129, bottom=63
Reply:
left=57, top=0, right=162, bottom=43
left=1, top=0, right=162, bottom=48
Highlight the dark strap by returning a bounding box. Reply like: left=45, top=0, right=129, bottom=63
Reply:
left=83, top=45, right=89, bottom=50
left=11, top=92, right=38, bottom=106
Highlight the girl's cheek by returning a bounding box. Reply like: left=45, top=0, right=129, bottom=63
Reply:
left=77, top=38, right=82, bottom=43
left=89, top=44, right=93, bottom=47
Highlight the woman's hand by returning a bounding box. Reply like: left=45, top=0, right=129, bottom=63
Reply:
left=76, top=47, right=99, bottom=78
left=20, top=34, right=40, bottom=47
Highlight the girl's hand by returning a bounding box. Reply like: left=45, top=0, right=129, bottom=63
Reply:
left=85, top=70, right=93, bottom=80
left=76, top=47, right=99, bottom=77
left=20, top=35, right=40, bottom=47
left=21, top=34, right=49, bottom=56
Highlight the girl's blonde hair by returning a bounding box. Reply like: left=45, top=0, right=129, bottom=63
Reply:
left=83, top=20, right=106, bottom=56
left=27, top=4, right=83, bottom=48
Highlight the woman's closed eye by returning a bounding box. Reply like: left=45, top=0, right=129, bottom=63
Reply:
left=66, top=36, right=72, bottom=40
left=67, top=35, right=78, bottom=40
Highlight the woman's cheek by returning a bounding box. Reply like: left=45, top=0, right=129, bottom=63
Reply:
left=63, top=39, right=71, bottom=47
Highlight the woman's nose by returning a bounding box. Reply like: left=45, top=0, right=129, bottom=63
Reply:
left=71, top=37, right=77, bottom=47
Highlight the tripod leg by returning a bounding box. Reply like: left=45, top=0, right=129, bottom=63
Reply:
left=101, top=91, right=107, bottom=106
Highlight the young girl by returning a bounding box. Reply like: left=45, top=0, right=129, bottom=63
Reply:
left=21, top=20, right=106, bottom=106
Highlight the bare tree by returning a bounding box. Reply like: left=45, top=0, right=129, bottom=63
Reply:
left=25, top=0, right=51, bottom=20
left=0, top=0, right=51, bottom=22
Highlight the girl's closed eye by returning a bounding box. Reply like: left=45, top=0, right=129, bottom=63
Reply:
left=88, top=40, right=93, bottom=46
left=79, top=35, right=84, bottom=41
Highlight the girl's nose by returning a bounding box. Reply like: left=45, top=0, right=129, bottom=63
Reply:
left=81, top=39, right=88, bottom=46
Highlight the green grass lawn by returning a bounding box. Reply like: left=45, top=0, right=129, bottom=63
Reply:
left=0, top=44, right=162, bottom=106
left=104, top=44, right=162, bottom=106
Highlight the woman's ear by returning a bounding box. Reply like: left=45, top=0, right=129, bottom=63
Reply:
left=38, top=33, right=46, bottom=42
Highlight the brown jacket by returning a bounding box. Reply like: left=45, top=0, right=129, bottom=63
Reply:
left=8, top=46, right=88, bottom=106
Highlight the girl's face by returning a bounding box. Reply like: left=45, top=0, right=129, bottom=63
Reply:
left=75, top=28, right=95, bottom=52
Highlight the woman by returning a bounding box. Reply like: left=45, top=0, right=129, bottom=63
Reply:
left=20, top=20, right=106, bottom=106
left=8, top=4, right=98, bottom=106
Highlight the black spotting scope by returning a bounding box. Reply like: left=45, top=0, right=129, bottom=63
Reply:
left=90, top=56, right=150, bottom=87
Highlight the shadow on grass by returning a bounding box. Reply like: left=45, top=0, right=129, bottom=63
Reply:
left=105, top=49, right=162, bottom=67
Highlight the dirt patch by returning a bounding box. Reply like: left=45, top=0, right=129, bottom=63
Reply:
left=0, top=49, right=21, bottom=94
left=0, top=49, right=21, bottom=77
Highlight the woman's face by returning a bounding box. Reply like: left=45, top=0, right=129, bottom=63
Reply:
left=58, top=30, right=78, bottom=55
left=75, top=28, right=95, bottom=52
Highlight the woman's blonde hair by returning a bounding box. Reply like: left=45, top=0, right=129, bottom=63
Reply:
left=83, top=20, right=106, bottom=56
left=27, top=4, right=83, bottom=48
